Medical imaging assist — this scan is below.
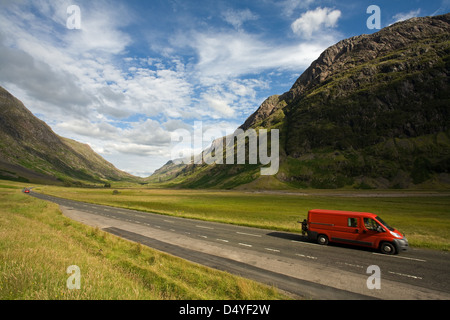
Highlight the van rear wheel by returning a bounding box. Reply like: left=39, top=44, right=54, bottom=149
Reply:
left=317, top=234, right=329, bottom=245
left=380, top=242, right=396, bottom=255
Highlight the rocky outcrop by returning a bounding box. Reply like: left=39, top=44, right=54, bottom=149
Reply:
left=289, top=14, right=450, bottom=99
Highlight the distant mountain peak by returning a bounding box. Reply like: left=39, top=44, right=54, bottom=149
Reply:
left=291, top=14, right=450, bottom=94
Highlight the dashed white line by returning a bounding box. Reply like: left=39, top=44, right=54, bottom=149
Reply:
left=239, top=243, right=253, bottom=247
left=198, top=235, right=208, bottom=239
left=388, top=271, right=423, bottom=280
left=295, top=253, right=318, bottom=260
left=372, top=253, right=427, bottom=262
left=265, top=248, right=280, bottom=253
left=237, top=232, right=261, bottom=237
left=216, top=239, right=229, bottom=243
left=196, top=225, right=214, bottom=230
left=337, top=262, right=364, bottom=269
left=291, top=240, right=320, bottom=246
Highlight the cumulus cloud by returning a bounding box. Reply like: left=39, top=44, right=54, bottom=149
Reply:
left=0, top=0, right=343, bottom=175
left=0, top=42, right=94, bottom=116
left=291, top=7, right=342, bottom=39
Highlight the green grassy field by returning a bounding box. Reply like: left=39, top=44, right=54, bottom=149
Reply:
left=33, top=184, right=450, bottom=251
left=2, top=179, right=449, bottom=300
left=0, top=181, right=287, bottom=300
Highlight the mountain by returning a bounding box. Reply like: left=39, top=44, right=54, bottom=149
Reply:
left=151, top=13, right=450, bottom=189
left=0, top=86, right=139, bottom=186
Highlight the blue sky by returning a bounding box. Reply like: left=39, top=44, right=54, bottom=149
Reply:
left=0, top=0, right=448, bottom=176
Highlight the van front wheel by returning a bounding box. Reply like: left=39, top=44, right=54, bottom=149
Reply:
left=380, top=242, right=396, bottom=255
left=317, top=234, right=329, bottom=245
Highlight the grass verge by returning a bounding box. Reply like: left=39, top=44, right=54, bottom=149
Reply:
left=0, top=183, right=288, bottom=300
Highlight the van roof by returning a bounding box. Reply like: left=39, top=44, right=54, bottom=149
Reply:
left=308, top=209, right=378, bottom=218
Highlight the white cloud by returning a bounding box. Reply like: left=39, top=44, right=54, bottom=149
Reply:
left=392, top=9, right=421, bottom=24
left=222, top=8, right=258, bottom=29
left=192, top=31, right=330, bottom=80
left=56, top=119, right=119, bottom=139
left=291, top=7, right=342, bottom=39
left=278, top=0, right=316, bottom=17
left=0, top=1, right=344, bottom=176
left=203, top=95, right=236, bottom=118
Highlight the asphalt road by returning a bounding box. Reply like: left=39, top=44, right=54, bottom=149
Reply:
left=29, top=191, right=450, bottom=300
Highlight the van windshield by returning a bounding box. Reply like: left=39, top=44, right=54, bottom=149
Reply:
left=376, top=216, right=394, bottom=231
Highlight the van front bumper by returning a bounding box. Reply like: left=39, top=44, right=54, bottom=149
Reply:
left=393, top=238, right=409, bottom=252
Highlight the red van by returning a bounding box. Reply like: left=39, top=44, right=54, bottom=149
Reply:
left=305, top=209, right=409, bottom=254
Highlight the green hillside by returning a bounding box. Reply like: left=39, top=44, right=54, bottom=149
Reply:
left=150, top=14, right=450, bottom=190
left=0, top=86, right=141, bottom=186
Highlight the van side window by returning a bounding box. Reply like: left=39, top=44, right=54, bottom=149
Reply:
left=364, top=218, right=380, bottom=231
left=348, top=218, right=358, bottom=227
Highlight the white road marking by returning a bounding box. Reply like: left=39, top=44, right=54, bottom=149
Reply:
left=265, top=248, right=280, bottom=253
left=338, top=262, right=364, bottom=269
left=216, top=239, right=229, bottom=243
left=239, top=243, right=253, bottom=247
left=372, top=253, right=427, bottom=262
left=237, top=232, right=261, bottom=237
left=198, top=235, right=208, bottom=239
left=291, top=240, right=320, bottom=246
left=388, top=271, right=423, bottom=280
left=295, top=253, right=318, bottom=260
left=163, top=220, right=174, bottom=223
left=196, top=225, right=214, bottom=230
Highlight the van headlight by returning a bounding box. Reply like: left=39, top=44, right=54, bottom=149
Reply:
left=390, top=231, right=402, bottom=238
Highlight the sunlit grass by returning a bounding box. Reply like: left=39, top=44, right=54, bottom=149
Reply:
left=0, top=182, right=288, bottom=300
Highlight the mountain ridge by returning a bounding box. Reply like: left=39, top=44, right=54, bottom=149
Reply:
left=0, top=86, right=139, bottom=186
left=151, top=13, right=450, bottom=190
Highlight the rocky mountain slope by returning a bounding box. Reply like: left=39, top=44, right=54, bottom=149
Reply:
left=0, top=86, right=138, bottom=185
left=151, top=13, right=450, bottom=189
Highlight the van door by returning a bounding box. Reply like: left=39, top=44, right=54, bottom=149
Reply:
left=330, top=217, right=362, bottom=245
left=356, top=217, right=385, bottom=248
